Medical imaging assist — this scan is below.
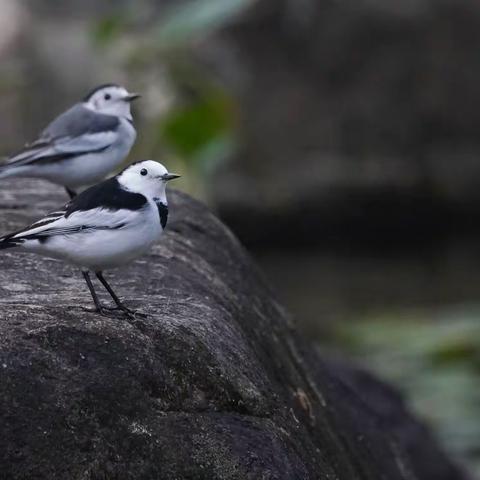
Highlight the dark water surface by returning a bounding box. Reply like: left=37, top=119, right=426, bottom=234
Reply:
left=257, top=240, right=480, bottom=337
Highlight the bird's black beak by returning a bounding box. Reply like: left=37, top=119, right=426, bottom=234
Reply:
left=161, top=173, right=181, bottom=182
left=123, top=93, right=141, bottom=102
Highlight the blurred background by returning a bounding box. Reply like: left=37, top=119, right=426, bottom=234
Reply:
left=0, top=0, right=479, bottom=476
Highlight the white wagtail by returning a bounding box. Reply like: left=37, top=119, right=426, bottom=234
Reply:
left=0, top=84, right=140, bottom=199
left=0, top=160, right=180, bottom=317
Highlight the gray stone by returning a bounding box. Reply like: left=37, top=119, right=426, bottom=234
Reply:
left=0, top=179, right=467, bottom=479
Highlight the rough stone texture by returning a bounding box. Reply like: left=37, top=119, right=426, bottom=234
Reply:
left=0, top=179, right=469, bottom=479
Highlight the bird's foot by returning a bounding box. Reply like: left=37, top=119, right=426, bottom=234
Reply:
left=80, top=304, right=146, bottom=320
left=80, top=306, right=114, bottom=317
left=104, top=304, right=147, bottom=319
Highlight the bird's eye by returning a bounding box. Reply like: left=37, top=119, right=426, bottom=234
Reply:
left=140, top=168, right=148, bottom=176
left=104, top=93, right=111, bottom=100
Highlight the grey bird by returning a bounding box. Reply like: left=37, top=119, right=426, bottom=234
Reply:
left=0, top=84, right=139, bottom=198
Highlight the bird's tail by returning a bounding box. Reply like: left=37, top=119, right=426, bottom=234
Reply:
left=0, top=152, right=36, bottom=179
left=0, top=161, right=10, bottom=179
left=0, top=164, right=23, bottom=179
left=0, top=235, right=23, bottom=250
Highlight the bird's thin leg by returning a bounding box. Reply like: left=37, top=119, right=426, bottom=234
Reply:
left=95, top=271, right=137, bottom=317
left=82, top=271, right=107, bottom=315
left=65, top=187, right=77, bottom=199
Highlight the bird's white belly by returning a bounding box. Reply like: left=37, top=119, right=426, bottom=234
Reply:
left=37, top=144, right=131, bottom=188
left=51, top=149, right=129, bottom=187
left=28, top=210, right=162, bottom=271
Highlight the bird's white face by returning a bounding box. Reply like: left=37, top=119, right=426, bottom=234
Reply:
left=84, top=85, right=140, bottom=120
left=118, top=160, right=180, bottom=202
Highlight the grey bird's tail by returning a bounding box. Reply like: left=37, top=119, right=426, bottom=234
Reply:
left=0, top=162, right=10, bottom=179
left=0, top=161, right=16, bottom=179
left=0, top=148, right=40, bottom=178
left=0, top=163, right=25, bottom=180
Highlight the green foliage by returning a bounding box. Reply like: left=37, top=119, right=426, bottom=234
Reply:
left=88, top=1, right=246, bottom=199
left=331, top=308, right=480, bottom=476
left=160, top=91, right=236, bottom=175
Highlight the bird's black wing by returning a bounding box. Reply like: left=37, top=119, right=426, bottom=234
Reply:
left=0, top=178, right=146, bottom=247
left=65, top=177, right=147, bottom=216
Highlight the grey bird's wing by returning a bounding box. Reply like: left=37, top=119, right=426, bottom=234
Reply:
left=2, top=104, right=120, bottom=168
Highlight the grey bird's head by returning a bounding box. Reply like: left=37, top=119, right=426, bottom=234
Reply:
left=83, top=84, right=140, bottom=121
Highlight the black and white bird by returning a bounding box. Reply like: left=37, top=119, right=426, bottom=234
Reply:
left=0, top=84, right=139, bottom=199
left=0, top=160, right=180, bottom=317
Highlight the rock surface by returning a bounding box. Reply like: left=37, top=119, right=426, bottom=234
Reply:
left=0, top=179, right=468, bottom=479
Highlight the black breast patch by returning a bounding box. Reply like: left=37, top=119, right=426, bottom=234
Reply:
left=156, top=202, right=169, bottom=229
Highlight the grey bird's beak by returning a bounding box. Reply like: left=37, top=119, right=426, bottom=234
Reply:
left=123, top=93, right=141, bottom=102
left=161, top=173, right=181, bottom=181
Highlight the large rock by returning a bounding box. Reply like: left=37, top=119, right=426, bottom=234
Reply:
left=0, top=179, right=468, bottom=479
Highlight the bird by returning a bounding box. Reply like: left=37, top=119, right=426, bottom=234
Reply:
left=0, top=83, right=140, bottom=199
left=0, top=160, right=180, bottom=317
